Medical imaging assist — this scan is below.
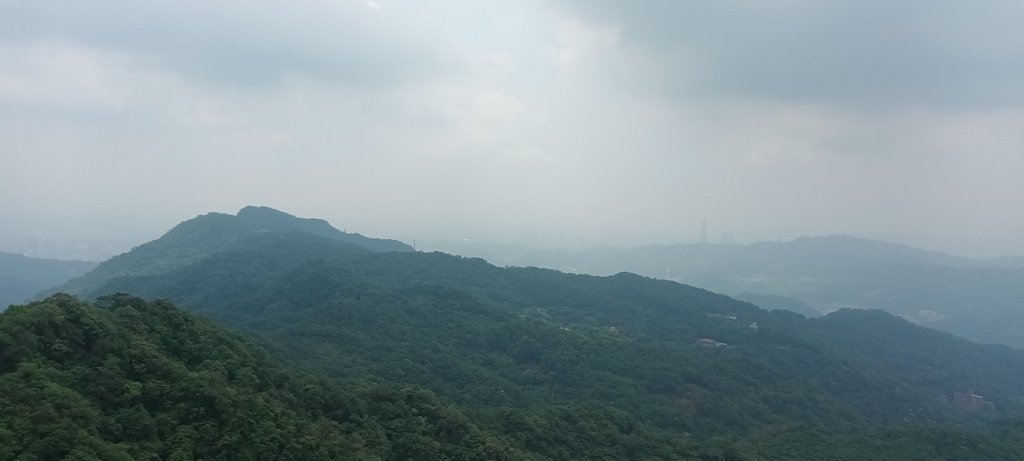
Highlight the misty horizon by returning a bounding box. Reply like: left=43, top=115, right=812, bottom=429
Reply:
left=2, top=204, right=1021, bottom=263
left=4, top=1, right=1023, bottom=260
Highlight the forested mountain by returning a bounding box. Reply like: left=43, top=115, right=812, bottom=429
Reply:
left=0, top=294, right=525, bottom=460
left=0, top=252, right=96, bottom=308
left=44, top=210, right=1024, bottom=459
left=423, top=236, right=1024, bottom=348
left=9, top=297, right=1020, bottom=460
left=52, top=206, right=411, bottom=297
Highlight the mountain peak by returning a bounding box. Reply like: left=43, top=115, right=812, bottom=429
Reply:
left=237, top=205, right=303, bottom=220
left=230, top=206, right=412, bottom=251
left=235, top=205, right=335, bottom=233
left=47, top=207, right=413, bottom=298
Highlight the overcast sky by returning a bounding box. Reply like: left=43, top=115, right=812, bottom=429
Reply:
left=3, top=0, right=1023, bottom=259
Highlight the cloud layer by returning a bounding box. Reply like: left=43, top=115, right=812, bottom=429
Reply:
left=2, top=0, right=1022, bottom=258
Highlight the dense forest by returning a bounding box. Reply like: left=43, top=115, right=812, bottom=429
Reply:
left=0, top=294, right=526, bottom=460
left=7, top=294, right=1022, bottom=459
left=27, top=207, right=1024, bottom=459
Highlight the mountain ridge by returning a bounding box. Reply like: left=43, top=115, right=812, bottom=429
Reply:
left=49, top=206, right=412, bottom=298
left=422, top=235, right=1024, bottom=347
left=19, top=208, right=1024, bottom=458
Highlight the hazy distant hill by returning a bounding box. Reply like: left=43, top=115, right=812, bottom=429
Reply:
left=51, top=206, right=412, bottom=297
left=51, top=211, right=1024, bottom=459
left=424, top=236, right=1024, bottom=348
left=731, top=292, right=820, bottom=318
left=0, top=251, right=96, bottom=308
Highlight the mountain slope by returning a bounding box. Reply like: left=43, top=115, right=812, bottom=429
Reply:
left=423, top=236, right=1024, bottom=347
left=0, top=293, right=525, bottom=460
left=233, top=206, right=412, bottom=252
left=44, top=207, right=1024, bottom=458
left=62, top=227, right=1024, bottom=458
left=14, top=296, right=1017, bottom=460
left=0, top=252, right=96, bottom=308
left=52, top=206, right=411, bottom=297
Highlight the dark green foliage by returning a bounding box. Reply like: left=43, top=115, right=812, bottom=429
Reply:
left=0, top=294, right=526, bottom=460
left=740, top=424, right=1024, bottom=460
left=66, top=229, right=1024, bottom=458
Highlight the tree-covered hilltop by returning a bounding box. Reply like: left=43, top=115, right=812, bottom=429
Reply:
left=0, top=294, right=526, bottom=461
left=61, top=227, right=1024, bottom=458
left=50, top=206, right=411, bottom=297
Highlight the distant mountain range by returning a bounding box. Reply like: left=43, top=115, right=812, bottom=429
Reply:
left=0, top=251, right=96, bottom=308
left=31, top=206, right=1024, bottom=459
left=422, top=236, right=1024, bottom=348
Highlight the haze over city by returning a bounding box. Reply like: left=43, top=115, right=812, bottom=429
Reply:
left=3, top=0, right=1023, bottom=259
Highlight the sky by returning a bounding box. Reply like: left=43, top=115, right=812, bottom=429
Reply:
left=2, top=0, right=1023, bottom=259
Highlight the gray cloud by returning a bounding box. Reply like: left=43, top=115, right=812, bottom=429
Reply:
left=553, top=0, right=1024, bottom=109
left=0, top=0, right=461, bottom=87
left=1, top=0, right=1022, bottom=259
